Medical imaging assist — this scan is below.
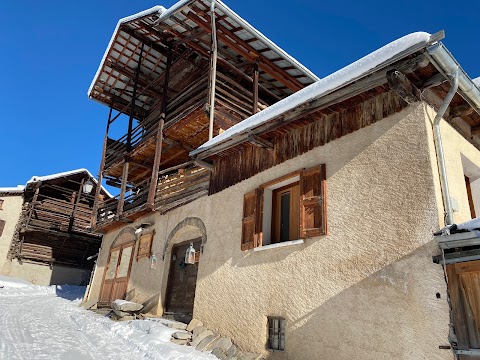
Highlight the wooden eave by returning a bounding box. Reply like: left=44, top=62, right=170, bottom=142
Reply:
left=88, top=0, right=317, bottom=119
left=196, top=50, right=480, bottom=162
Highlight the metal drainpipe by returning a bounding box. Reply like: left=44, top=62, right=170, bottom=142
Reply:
left=208, top=1, right=218, bottom=141
left=432, top=68, right=459, bottom=225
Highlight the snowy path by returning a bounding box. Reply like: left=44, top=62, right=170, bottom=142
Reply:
left=0, top=281, right=215, bottom=360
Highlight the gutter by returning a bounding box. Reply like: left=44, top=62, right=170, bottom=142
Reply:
left=426, top=42, right=480, bottom=225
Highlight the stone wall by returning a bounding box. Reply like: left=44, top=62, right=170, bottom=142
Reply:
left=88, top=103, right=460, bottom=359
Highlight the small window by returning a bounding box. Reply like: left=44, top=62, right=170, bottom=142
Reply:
left=267, top=317, right=285, bottom=351
left=241, top=164, right=326, bottom=250
left=0, top=199, right=3, bottom=210
left=465, top=175, right=476, bottom=219
left=0, top=219, right=5, bottom=237
left=272, top=182, right=300, bottom=243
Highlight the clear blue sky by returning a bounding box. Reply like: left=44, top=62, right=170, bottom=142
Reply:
left=1, top=0, right=479, bottom=187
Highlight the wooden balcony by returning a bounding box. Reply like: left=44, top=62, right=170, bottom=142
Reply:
left=96, top=163, right=209, bottom=231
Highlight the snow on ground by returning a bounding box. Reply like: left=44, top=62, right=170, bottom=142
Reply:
left=0, top=276, right=32, bottom=288
left=0, top=279, right=215, bottom=360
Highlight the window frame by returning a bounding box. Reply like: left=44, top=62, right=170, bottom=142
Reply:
left=241, top=164, right=326, bottom=251
left=267, top=317, right=286, bottom=352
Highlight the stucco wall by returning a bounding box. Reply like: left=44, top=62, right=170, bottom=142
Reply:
left=89, top=103, right=453, bottom=359
left=0, top=194, right=23, bottom=270
left=425, top=105, right=480, bottom=224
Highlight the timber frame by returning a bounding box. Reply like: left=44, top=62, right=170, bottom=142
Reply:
left=89, top=1, right=317, bottom=232
left=192, top=40, right=480, bottom=194
left=8, top=170, right=108, bottom=268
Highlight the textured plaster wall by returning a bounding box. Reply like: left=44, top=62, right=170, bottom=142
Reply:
left=424, top=105, right=480, bottom=224
left=0, top=195, right=23, bottom=271
left=89, top=103, right=452, bottom=359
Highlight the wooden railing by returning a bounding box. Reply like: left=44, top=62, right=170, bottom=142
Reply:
left=26, top=184, right=97, bottom=235
left=96, top=164, right=210, bottom=226
left=154, top=165, right=210, bottom=213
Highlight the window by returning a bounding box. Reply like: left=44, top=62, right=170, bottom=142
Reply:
left=465, top=175, right=476, bottom=219
left=0, top=199, right=3, bottom=210
left=0, top=220, right=5, bottom=237
left=267, top=317, right=285, bottom=351
left=241, top=164, right=326, bottom=250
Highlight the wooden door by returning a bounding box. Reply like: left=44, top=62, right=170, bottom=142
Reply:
left=165, top=239, right=201, bottom=314
left=99, top=242, right=135, bottom=307
left=447, top=260, right=480, bottom=359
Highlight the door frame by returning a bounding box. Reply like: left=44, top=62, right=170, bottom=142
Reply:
left=164, top=238, right=202, bottom=314
left=98, top=239, right=135, bottom=307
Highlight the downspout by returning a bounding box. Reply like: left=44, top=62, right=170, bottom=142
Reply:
left=432, top=69, right=458, bottom=225
left=208, top=1, right=218, bottom=140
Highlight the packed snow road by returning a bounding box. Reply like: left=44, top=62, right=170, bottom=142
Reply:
left=0, top=277, right=215, bottom=360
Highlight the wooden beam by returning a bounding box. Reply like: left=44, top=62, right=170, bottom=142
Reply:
left=194, top=159, right=214, bottom=171
left=253, top=61, right=259, bottom=114
left=117, top=160, right=130, bottom=218
left=472, top=126, right=480, bottom=137
left=247, top=134, right=273, bottom=150
left=449, top=103, right=475, bottom=119
left=186, top=9, right=304, bottom=92
left=148, top=48, right=172, bottom=209
left=386, top=70, right=422, bottom=104
left=195, top=54, right=430, bottom=159
left=90, top=101, right=113, bottom=228
left=121, top=26, right=169, bottom=58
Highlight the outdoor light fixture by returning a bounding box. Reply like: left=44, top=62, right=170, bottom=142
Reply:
left=185, top=243, right=196, bottom=265
left=135, top=222, right=153, bottom=235
left=82, top=179, right=94, bottom=194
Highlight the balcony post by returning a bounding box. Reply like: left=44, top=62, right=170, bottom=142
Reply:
left=118, top=43, right=145, bottom=218
left=91, top=102, right=114, bottom=228
left=148, top=48, right=173, bottom=209
left=253, top=60, right=259, bottom=114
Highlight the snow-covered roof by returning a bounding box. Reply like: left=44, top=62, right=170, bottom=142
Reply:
left=1, top=169, right=112, bottom=198
left=88, top=0, right=319, bottom=111
left=0, top=185, right=25, bottom=194
left=191, top=31, right=433, bottom=157
left=26, top=168, right=113, bottom=198
left=474, top=77, right=480, bottom=88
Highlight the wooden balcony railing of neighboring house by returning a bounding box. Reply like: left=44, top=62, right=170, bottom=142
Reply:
left=96, top=163, right=209, bottom=228
left=25, top=184, right=98, bottom=236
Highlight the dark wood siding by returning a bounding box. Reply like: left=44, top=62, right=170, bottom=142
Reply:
left=209, top=91, right=407, bottom=195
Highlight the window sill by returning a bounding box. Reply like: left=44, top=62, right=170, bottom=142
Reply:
left=254, top=239, right=304, bottom=252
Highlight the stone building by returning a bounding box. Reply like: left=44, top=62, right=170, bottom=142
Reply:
left=84, top=1, right=480, bottom=358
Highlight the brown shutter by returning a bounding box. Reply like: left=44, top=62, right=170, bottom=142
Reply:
left=241, top=189, right=262, bottom=250
left=300, top=164, right=326, bottom=238
left=0, top=220, right=5, bottom=237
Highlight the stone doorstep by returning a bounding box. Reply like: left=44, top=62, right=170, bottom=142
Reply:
left=161, top=319, right=188, bottom=330
left=169, top=318, right=262, bottom=360
left=172, top=331, right=192, bottom=340
left=209, top=337, right=232, bottom=352
left=191, top=329, right=213, bottom=347
left=186, top=318, right=203, bottom=332
left=192, top=326, right=208, bottom=340
left=195, top=334, right=220, bottom=352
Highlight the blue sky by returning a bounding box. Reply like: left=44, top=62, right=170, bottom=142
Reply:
left=1, top=0, right=479, bottom=187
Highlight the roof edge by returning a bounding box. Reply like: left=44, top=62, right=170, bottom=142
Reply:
left=191, top=31, right=436, bottom=158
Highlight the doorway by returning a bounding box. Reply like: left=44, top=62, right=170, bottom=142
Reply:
left=164, top=239, right=201, bottom=315
left=99, top=239, right=135, bottom=307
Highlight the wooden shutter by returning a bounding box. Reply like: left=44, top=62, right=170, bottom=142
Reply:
left=241, top=189, right=262, bottom=250
left=446, top=261, right=480, bottom=358
left=0, top=220, right=5, bottom=237
left=300, top=164, right=326, bottom=238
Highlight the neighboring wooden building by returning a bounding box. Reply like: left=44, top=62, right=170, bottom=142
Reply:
left=85, top=1, right=480, bottom=359
left=0, top=169, right=110, bottom=285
